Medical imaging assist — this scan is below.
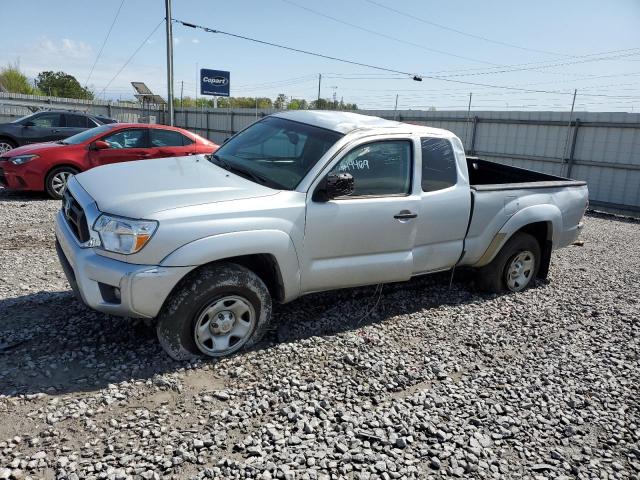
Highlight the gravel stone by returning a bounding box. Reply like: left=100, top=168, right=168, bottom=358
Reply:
left=0, top=191, right=638, bottom=480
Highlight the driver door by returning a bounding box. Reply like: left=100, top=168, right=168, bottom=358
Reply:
left=21, top=112, right=64, bottom=144
left=89, top=128, right=151, bottom=166
left=301, top=138, right=420, bottom=293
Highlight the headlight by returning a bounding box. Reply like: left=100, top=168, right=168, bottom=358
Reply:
left=93, top=214, right=158, bottom=254
left=10, top=154, right=38, bottom=165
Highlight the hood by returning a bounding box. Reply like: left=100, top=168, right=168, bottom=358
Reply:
left=74, top=155, right=278, bottom=218
left=4, top=142, right=66, bottom=156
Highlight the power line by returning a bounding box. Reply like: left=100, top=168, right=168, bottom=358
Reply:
left=98, top=19, right=164, bottom=98
left=173, top=19, right=640, bottom=99
left=85, top=0, right=126, bottom=88
left=174, top=19, right=425, bottom=77
left=281, top=0, right=498, bottom=66
left=364, top=0, right=573, bottom=58
left=282, top=0, right=640, bottom=82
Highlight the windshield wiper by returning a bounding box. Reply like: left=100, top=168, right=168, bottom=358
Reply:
left=235, top=152, right=298, bottom=161
left=209, top=154, right=282, bottom=189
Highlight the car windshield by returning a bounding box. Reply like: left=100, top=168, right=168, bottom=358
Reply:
left=60, top=124, right=115, bottom=145
left=11, top=113, right=37, bottom=124
left=210, top=116, right=343, bottom=190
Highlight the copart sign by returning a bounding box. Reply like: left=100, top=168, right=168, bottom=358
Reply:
left=200, top=69, right=230, bottom=97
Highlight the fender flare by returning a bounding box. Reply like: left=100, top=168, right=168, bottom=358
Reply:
left=160, top=229, right=302, bottom=302
left=475, top=204, right=562, bottom=267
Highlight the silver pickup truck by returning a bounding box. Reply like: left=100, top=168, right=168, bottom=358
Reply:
left=55, top=111, right=588, bottom=359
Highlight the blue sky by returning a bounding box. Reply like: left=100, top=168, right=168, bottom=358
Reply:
left=2, top=0, right=640, bottom=111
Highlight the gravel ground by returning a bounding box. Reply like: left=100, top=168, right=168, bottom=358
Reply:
left=0, top=189, right=638, bottom=480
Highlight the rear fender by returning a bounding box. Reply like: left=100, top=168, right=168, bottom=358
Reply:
left=160, top=229, right=301, bottom=302
left=475, top=204, right=561, bottom=267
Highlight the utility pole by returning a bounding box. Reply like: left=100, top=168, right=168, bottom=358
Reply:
left=393, top=94, right=399, bottom=120
left=317, top=73, right=321, bottom=109
left=180, top=80, right=184, bottom=109
left=165, top=0, right=174, bottom=125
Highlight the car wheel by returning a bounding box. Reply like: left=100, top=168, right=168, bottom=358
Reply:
left=45, top=166, right=78, bottom=200
left=0, top=138, right=17, bottom=155
left=156, top=263, right=272, bottom=360
left=476, top=232, right=541, bottom=293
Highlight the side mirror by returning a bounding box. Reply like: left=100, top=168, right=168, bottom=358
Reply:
left=23, top=121, right=35, bottom=127
left=314, top=172, right=354, bottom=201
left=91, top=140, right=111, bottom=150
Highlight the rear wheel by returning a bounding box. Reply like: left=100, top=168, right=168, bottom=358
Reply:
left=0, top=138, right=17, bottom=155
left=476, top=232, right=541, bottom=293
left=45, top=166, right=78, bottom=199
left=157, top=263, right=272, bottom=360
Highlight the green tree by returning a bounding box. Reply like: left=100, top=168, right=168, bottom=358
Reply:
left=35, top=71, right=93, bottom=99
left=310, top=98, right=356, bottom=110
left=0, top=62, right=38, bottom=94
left=287, top=98, right=308, bottom=110
left=273, top=93, right=287, bottom=110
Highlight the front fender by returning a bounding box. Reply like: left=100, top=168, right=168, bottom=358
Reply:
left=160, top=229, right=301, bottom=302
left=475, top=204, right=562, bottom=267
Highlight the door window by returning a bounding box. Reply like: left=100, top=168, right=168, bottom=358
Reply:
left=65, top=114, right=89, bottom=128
left=329, top=140, right=412, bottom=197
left=102, top=129, right=147, bottom=149
left=150, top=129, right=191, bottom=147
left=421, top=138, right=457, bottom=192
left=30, top=113, right=62, bottom=128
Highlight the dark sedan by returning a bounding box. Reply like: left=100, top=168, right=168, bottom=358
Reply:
left=0, top=110, right=117, bottom=154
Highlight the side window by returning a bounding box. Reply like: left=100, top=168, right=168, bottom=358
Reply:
left=151, top=129, right=189, bottom=147
left=30, top=113, right=62, bottom=128
left=65, top=114, right=88, bottom=128
left=102, top=129, right=147, bottom=149
left=421, top=138, right=457, bottom=192
left=330, top=140, right=411, bottom=197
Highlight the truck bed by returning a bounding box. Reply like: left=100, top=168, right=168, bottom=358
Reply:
left=467, top=157, right=586, bottom=191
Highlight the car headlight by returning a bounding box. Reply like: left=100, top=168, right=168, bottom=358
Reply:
left=93, top=214, right=158, bottom=254
left=10, top=154, right=38, bottom=165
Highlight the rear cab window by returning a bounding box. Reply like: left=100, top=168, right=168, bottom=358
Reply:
left=420, top=137, right=457, bottom=192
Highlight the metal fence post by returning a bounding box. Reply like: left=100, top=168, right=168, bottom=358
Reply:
left=470, top=116, right=479, bottom=155
left=566, top=118, right=580, bottom=178
left=230, top=111, right=235, bottom=135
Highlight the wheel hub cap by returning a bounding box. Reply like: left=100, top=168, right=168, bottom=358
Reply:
left=210, top=311, right=235, bottom=334
left=506, top=250, right=534, bottom=291
left=194, top=295, right=256, bottom=356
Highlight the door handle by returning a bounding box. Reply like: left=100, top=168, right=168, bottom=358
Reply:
left=52, top=129, right=60, bottom=133
left=394, top=210, right=418, bottom=220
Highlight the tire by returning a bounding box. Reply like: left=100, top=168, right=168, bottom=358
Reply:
left=156, top=263, right=272, bottom=360
left=0, top=137, right=17, bottom=155
left=45, top=166, right=79, bottom=200
left=476, top=232, right=541, bottom=293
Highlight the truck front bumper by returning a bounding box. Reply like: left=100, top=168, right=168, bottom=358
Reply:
left=55, top=210, right=193, bottom=319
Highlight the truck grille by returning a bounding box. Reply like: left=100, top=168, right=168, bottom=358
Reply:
left=63, top=190, right=90, bottom=243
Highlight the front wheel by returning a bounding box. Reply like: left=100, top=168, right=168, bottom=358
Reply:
left=156, top=263, right=272, bottom=360
left=476, top=232, right=541, bottom=293
left=45, top=166, right=79, bottom=199
left=0, top=138, right=17, bottom=155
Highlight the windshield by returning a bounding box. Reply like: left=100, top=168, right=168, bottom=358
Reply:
left=211, top=116, right=343, bottom=190
left=60, top=124, right=115, bottom=145
left=11, top=113, right=36, bottom=124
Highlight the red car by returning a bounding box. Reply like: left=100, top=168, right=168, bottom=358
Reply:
left=0, top=123, right=218, bottom=199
